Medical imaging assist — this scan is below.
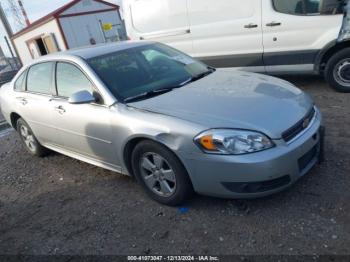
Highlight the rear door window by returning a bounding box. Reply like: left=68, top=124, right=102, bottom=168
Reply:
left=27, top=62, right=54, bottom=94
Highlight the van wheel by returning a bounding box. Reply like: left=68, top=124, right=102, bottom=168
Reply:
left=17, top=118, right=49, bottom=157
left=131, top=140, right=193, bottom=206
left=325, top=48, right=350, bottom=93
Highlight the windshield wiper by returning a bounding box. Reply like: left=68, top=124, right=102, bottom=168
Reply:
left=123, top=89, right=170, bottom=103
left=123, top=68, right=215, bottom=103
left=190, top=68, right=215, bottom=82
left=123, top=78, right=193, bottom=103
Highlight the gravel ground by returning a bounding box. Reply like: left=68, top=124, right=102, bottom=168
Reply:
left=0, top=75, right=349, bottom=256
left=0, top=111, right=5, bottom=123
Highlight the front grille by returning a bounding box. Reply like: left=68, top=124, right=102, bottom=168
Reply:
left=282, top=107, right=316, bottom=142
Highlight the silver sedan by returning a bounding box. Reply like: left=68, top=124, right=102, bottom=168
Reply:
left=0, top=42, right=324, bottom=205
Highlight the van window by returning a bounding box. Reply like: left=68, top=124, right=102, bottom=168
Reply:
left=27, top=62, right=54, bottom=94
left=130, top=0, right=188, bottom=33
left=272, top=0, right=344, bottom=15
left=14, top=70, right=26, bottom=91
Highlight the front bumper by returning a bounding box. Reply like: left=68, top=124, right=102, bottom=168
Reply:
left=180, top=109, right=323, bottom=199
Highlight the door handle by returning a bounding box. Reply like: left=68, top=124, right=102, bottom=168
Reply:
left=16, top=97, right=27, bottom=105
left=54, top=105, right=66, bottom=114
left=266, top=22, right=281, bottom=27
left=244, top=23, right=258, bottom=29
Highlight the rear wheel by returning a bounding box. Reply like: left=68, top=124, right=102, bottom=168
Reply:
left=17, top=118, right=49, bottom=157
left=325, top=48, right=350, bottom=93
left=131, top=140, right=193, bottom=206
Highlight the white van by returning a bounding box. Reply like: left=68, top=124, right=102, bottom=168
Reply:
left=123, top=0, right=350, bottom=92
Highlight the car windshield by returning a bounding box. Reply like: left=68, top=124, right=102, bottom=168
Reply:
left=87, top=43, right=212, bottom=102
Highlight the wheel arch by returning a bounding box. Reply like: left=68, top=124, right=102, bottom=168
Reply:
left=122, top=136, right=148, bottom=177
left=10, top=112, right=22, bottom=130
left=315, top=40, right=350, bottom=74
left=122, top=135, right=190, bottom=179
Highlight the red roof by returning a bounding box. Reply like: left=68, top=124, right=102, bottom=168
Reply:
left=12, top=0, right=119, bottom=39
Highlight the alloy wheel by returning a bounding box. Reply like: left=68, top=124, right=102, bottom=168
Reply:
left=139, top=152, right=177, bottom=197
left=20, top=125, right=37, bottom=153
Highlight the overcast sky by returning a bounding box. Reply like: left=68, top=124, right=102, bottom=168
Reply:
left=0, top=0, right=122, bottom=57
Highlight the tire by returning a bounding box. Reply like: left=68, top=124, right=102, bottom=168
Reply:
left=17, top=118, right=49, bottom=157
left=131, top=140, right=193, bottom=206
left=325, top=48, right=350, bottom=93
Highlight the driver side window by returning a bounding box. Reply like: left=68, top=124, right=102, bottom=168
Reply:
left=56, top=62, right=94, bottom=98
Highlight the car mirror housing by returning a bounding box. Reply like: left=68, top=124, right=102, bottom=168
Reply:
left=68, top=90, right=96, bottom=104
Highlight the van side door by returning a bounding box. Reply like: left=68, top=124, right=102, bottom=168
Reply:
left=125, top=0, right=193, bottom=54
left=262, top=0, right=343, bottom=73
left=188, top=0, right=264, bottom=71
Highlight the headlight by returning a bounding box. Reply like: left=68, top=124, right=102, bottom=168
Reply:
left=194, top=129, right=274, bottom=155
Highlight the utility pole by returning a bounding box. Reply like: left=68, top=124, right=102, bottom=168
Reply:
left=0, top=3, right=13, bottom=37
left=17, top=0, right=30, bottom=26
left=0, top=2, right=22, bottom=67
left=4, top=36, right=17, bottom=69
left=5, top=0, right=29, bottom=31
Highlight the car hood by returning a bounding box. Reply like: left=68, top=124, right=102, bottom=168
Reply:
left=128, top=70, right=313, bottom=139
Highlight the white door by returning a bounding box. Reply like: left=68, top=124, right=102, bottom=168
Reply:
left=187, top=0, right=264, bottom=70
left=27, top=41, right=41, bottom=59
left=262, top=0, right=343, bottom=73
left=126, top=0, right=193, bottom=54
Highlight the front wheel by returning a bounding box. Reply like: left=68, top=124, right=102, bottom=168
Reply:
left=131, top=140, right=193, bottom=206
left=325, top=48, right=350, bottom=93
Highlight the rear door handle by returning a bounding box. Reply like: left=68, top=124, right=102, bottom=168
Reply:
left=266, top=22, right=281, bottom=27
left=54, top=105, right=66, bottom=114
left=244, top=23, right=258, bottom=29
left=16, top=97, right=27, bottom=105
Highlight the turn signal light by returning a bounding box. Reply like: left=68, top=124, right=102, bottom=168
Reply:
left=199, top=135, right=216, bottom=150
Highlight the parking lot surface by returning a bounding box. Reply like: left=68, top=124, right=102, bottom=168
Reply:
left=0, top=111, right=4, bottom=123
left=0, top=75, right=349, bottom=256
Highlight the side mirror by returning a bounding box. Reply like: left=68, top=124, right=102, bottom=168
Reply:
left=68, top=90, right=96, bottom=104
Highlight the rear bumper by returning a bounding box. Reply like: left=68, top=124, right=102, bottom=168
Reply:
left=180, top=111, right=323, bottom=199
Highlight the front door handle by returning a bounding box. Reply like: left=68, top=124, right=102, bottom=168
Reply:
left=54, top=105, right=66, bottom=114
left=266, top=22, right=281, bottom=27
left=16, top=97, right=27, bottom=105
left=244, top=23, right=258, bottom=29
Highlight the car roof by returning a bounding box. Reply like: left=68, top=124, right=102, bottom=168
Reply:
left=64, top=41, right=154, bottom=59
left=33, top=41, right=155, bottom=64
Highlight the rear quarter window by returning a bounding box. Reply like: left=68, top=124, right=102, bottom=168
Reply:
left=14, top=70, right=26, bottom=91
